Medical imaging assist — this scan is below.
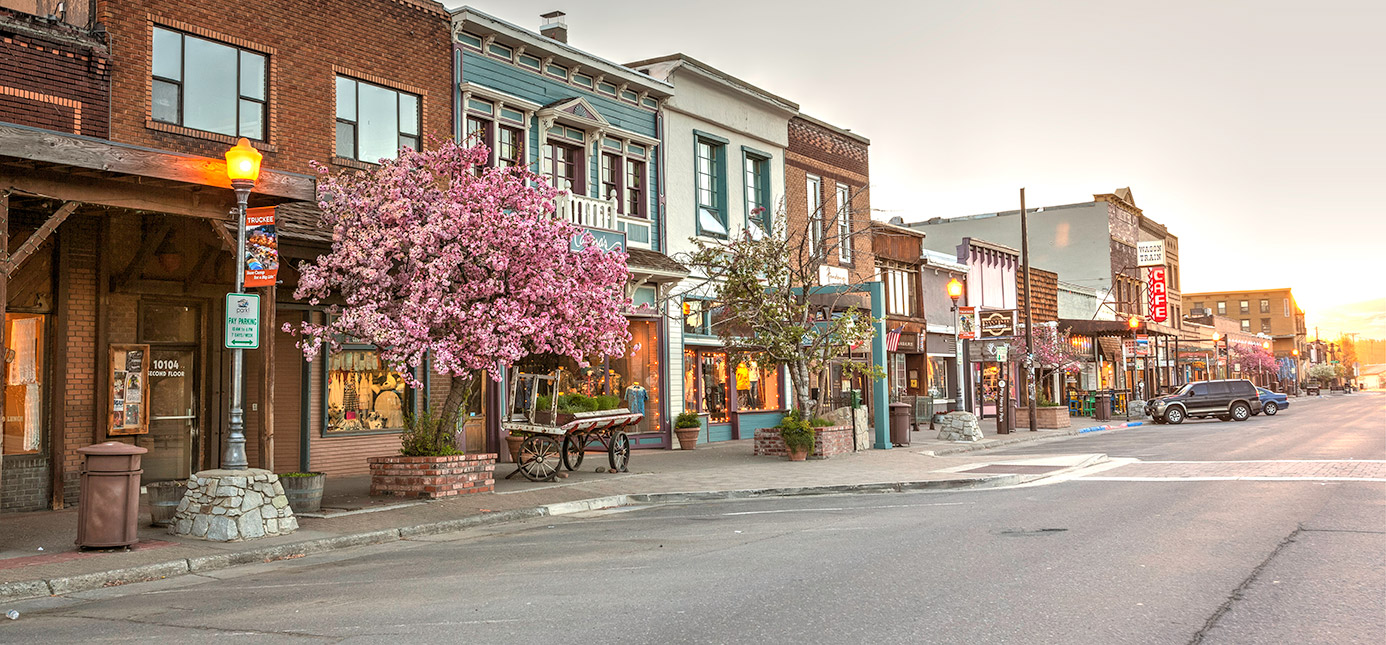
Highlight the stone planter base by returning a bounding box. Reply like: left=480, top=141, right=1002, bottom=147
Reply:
left=937, top=411, right=983, bottom=442
left=169, top=469, right=298, bottom=542
left=1013, top=406, right=1072, bottom=429
left=754, top=425, right=853, bottom=459
left=368, top=453, right=497, bottom=498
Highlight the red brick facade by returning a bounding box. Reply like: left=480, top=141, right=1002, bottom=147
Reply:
left=784, top=115, right=873, bottom=284
left=367, top=453, right=497, bottom=498
left=0, top=9, right=110, bottom=138
left=753, top=425, right=854, bottom=459
left=97, top=0, right=452, bottom=174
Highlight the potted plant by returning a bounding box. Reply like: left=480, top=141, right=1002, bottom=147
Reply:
left=279, top=472, right=325, bottom=513
left=779, top=411, right=816, bottom=461
left=673, top=410, right=701, bottom=450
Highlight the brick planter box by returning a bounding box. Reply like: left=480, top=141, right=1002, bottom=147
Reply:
left=367, top=453, right=497, bottom=498
left=1013, top=406, right=1072, bottom=429
left=754, top=425, right=853, bottom=459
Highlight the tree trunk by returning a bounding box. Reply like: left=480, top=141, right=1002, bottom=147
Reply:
left=436, top=374, right=475, bottom=453
left=788, top=361, right=813, bottom=416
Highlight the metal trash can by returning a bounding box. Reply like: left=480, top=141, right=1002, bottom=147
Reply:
left=76, top=441, right=148, bottom=549
left=1095, top=392, right=1112, bottom=421
left=889, top=402, right=912, bottom=446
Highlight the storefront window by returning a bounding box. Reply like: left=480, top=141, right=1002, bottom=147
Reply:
left=4, top=314, right=44, bottom=455
left=927, top=357, right=949, bottom=399
left=326, top=349, right=408, bottom=434
left=683, top=299, right=709, bottom=336
left=683, top=349, right=699, bottom=414
left=734, top=355, right=781, bottom=411
left=700, top=352, right=730, bottom=423
left=609, top=319, right=662, bottom=434
left=890, top=354, right=907, bottom=396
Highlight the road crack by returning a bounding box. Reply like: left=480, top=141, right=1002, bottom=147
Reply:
left=1188, top=524, right=1302, bottom=645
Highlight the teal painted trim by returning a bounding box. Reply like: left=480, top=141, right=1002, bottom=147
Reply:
left=692, top=129, right=730, bottom=145
left=739, top=149, right=771, bottom=233
left=737, top=411, right=786, bottom=434
left=869, top=280, right=890, bottom=449
left=741, top=145, right=771, bottom=160
left=461, top=51, right=656, bottom=137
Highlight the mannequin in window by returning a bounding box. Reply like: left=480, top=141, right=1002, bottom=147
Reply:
left=624, top=380, right=648, bottom=416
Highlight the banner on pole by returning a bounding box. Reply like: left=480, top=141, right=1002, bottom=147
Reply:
left=958, top=306, right=978, bottom=340
left=243, top=206, right=279, bottom=288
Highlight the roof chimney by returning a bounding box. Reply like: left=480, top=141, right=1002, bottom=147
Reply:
left=540, top=11, right=567, bottom=43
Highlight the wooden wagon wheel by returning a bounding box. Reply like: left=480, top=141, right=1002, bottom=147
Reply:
left=518, top=435, right=561, bottom=482
left=562, top=432, right=587, bottom=471
left=607, top=431, right=630, bottom=473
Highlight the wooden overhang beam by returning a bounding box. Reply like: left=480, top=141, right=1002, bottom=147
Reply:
left=4, top=200, right=79, bottom=274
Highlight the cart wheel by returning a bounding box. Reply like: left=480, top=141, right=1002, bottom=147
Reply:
left=519, top=435, right=561, bottom=482
left=562, top=433, right=587, bottom=471
left=607, top=432, right=630, bottom=473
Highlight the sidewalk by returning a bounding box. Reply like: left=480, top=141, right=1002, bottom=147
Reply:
left=0, top=415, right=1135, bottom=602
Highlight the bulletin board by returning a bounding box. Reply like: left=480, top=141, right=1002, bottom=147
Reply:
left=108, top=344, right=150, bottom=436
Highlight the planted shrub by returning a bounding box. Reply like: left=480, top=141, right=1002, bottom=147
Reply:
left=593, top=394, right=621, bottom=411
left=675, top=410, right=701, bottom=429
left=399, top=412, right=460, bottom=457
left=778, top=410, right=816, bottom=454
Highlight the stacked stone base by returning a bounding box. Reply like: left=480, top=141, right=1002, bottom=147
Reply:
left=368, top=453, right=497, bottom=498
left=937, top=411, right=983, bottom=442
left=754, top=425, right=853, bottom=459
left=170, top=469, right=298, bottom=542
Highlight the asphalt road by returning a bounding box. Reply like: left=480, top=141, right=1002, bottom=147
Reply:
left=3, top=393, right=1382, bottom=644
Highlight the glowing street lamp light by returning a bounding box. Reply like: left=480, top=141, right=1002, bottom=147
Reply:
left=947, top=278, right=964, bottom=302
left=220, top=138, right=263, bottom=470
left=946, top=277, right=966, bottom=414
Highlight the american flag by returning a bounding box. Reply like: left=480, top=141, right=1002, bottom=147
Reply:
left=886, top=325, right=905, bottom=352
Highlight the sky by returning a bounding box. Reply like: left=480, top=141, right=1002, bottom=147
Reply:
left=449, top=0, right=1384, bottom=336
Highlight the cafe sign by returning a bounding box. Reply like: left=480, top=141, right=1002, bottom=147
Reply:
left=979, top=309, right=1016, bottom=338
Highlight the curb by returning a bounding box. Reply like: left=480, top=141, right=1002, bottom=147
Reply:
left=927, top=420, right=1146, bottom=456
left=0, top=464, right=1094, bottom=603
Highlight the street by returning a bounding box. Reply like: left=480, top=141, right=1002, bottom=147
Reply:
left=3, top=394, right=1382, bottom=644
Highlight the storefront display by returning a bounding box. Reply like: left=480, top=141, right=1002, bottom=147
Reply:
left=326, top=349, right=408, bottom=433
left=4, top=313, right=45, bottom=454
left=684, top=348, right=784, bottom=431
left=108, top=344, right=150, bottom=436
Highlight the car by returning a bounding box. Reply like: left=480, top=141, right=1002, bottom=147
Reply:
left=1145, top=379, right=1260, bottom=425
left=1305, top=378, right=1321, bottom=396
left=1253, top=387, right=1289, bottom=416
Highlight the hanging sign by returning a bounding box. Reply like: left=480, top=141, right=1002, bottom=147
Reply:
left=1147, top=266, right=1169, bottom=322
left=569, top=226, right=627, bottom=254
left=108, top=344, right=150, bottom=436
left=224, top=293, right=261, bottom=349
left=958, top=306, right=978, bottom=339
left=1137, top=240, right=1166, bottom=267
left=243, top=206, right=279, bottom=287
left=979, top=309, right=1016, bottom=338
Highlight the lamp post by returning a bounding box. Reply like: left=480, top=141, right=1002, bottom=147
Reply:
left=1292, top=348, right=1300, bottom=395
left=948, top=277, right=965, bottom=413
left=1127, top=315, right=1139, bottom=420
left=223, top=138, right=262, bottom=470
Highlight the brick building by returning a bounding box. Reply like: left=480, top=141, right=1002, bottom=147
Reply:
left=784, top=114, right=872, bottom=286
left=0, top=0, right=453, bottom=511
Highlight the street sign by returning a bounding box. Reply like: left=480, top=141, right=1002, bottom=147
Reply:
left=1137, top=240, right=1166, bottom=267
left=224, top=293, right=261, bottom=349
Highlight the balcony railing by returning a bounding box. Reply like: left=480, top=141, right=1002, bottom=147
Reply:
left=555, top=193, right=618, bottom=232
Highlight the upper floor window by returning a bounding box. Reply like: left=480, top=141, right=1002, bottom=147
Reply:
left=152, top=27, right=266, bottom=140
left=1217, top=301, right=1227, bottom=315
left=806, top=175, right=823, bottom=254
left=1239, top=300, right=1249, bottom=314
left=744, top=153, right=770, bottom=235
left=1192, top=301, right=1204, bottom=314
left=877, top=267, right=918, bottom=317
left=1240, top=319, right=1251, bottom=332
left=836, top=184, right=852, bottom=262
left=1261, top=319, right=1271, bottom=334
left=625, top=158, right=646, bottom=218
left=1259, top=299, right=1270, bottom=313
left=696, top=137, right=726, bottom=237
left=542, top=141, right=583, bottom=193
left=497, top=127, right=523, bottom=168
left=1283, top=299, right=1290, bottom=317
left=335, top=76, right=419, bottom=163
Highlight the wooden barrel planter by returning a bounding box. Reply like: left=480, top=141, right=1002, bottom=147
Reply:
left=146, top=480, right=186, bottom=527
left=279, top=472, right=325, bottom=513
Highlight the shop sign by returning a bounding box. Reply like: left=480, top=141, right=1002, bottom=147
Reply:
left=979, top=309, right=1016, bottom=338
left=896, top=332, right=918, bottom=351
left=1137, top=240, right=1166, bottom=267
left=958, top=306, right=978, bottom=339
left=968, top=340, right=1011, bottom=362
left=1147, top=266, right=1168, bottom=322
left=243, top=206, right=279, bottom=287
left=570, top=226, right=626, bottom=254
left=224, top=293, right=261, bottom=349
left=1123, top=337, right=1152, bottom=358
left=818, top=264, right=850, bottom=286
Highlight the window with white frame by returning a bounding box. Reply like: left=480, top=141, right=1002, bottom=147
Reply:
left=877, top=266, right=918, bottom=317
left=836, top=184, right=852, bottom=262
left=542, top=125, right=586, bottom=193
left=152, top=27, right=266, bottom=140
left=462, top=99, right=525, bottom=169
left=806, top=175, right=822, bottom=253
left=335, top=76, right=419, bottom=163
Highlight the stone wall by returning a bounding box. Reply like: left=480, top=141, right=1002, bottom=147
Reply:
left=170, top=469, right=298, bottom=542
left=937, top=411, right=983, bottom=442
left=368, top=453, right=496, bottom=498
left=754, top=425, right=854, bottom=459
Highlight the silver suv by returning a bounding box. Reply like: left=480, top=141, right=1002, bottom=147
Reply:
left=1147, top=379, right=1259, bottom=425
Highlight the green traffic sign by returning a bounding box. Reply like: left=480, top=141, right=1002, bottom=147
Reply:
left=224, top=293, right=261, bottom=349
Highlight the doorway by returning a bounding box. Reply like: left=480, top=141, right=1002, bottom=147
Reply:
left=135, top=302, right=201, bottom=483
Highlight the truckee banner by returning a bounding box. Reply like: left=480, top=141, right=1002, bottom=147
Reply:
left=243, top=206, right=279, bottom=287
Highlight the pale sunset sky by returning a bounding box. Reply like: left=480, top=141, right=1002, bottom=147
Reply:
left=451, top=0, right=1384, bottom=336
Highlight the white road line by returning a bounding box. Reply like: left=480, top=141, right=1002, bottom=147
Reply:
left=1135, top=459, right=1386, bottom=464
left=1080, top=476, right=1386, bottom=482
left=720, top=501, right=972, bottom=516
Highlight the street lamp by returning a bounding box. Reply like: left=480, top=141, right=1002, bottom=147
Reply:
left=947, top=277, right=965, bottom=413
left=222, top=138, right=262, bottom=470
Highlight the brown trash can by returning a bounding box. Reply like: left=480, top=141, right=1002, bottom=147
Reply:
left=75, top=441, right=148, bottom=549
left=889, top=402, right=912, bottom=446
left=1095, top=393, right=1112, bottom=421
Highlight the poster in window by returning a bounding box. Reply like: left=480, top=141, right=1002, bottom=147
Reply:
left=109, top=344, right=151, bottom=435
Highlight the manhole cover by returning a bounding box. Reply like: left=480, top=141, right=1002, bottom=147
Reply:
left=996, top=528, right=1068, bottom=537
left=960, top=464, right=1067, bottom=474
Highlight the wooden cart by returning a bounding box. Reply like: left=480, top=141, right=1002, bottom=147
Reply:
left=502, top=371, right=643, bottom=482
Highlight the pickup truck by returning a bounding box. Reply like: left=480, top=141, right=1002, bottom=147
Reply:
left=1305, top=379, right=1321, bottom=396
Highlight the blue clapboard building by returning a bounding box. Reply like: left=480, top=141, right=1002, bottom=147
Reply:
left=450, top=8, right=686, bottom=453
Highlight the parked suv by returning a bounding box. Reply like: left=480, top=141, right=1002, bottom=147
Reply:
left=1146, top=379, right=1259, bottom=424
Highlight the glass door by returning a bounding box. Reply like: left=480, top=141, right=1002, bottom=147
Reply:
left=139, top=348, right=197, bottom=483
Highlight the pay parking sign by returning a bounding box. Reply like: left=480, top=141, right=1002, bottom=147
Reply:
left=224, top=293, right=260, bottom=349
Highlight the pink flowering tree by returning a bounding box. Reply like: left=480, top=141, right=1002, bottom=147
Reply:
left=1010, top=323, right=1083, bottom=401
left=1230, top=344, right=1278, bottom=379
left=287, top=139, right=631, bottom=450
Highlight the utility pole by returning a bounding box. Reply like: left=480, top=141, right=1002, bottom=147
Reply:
left=1020, top=188, right=1037, bottom=431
